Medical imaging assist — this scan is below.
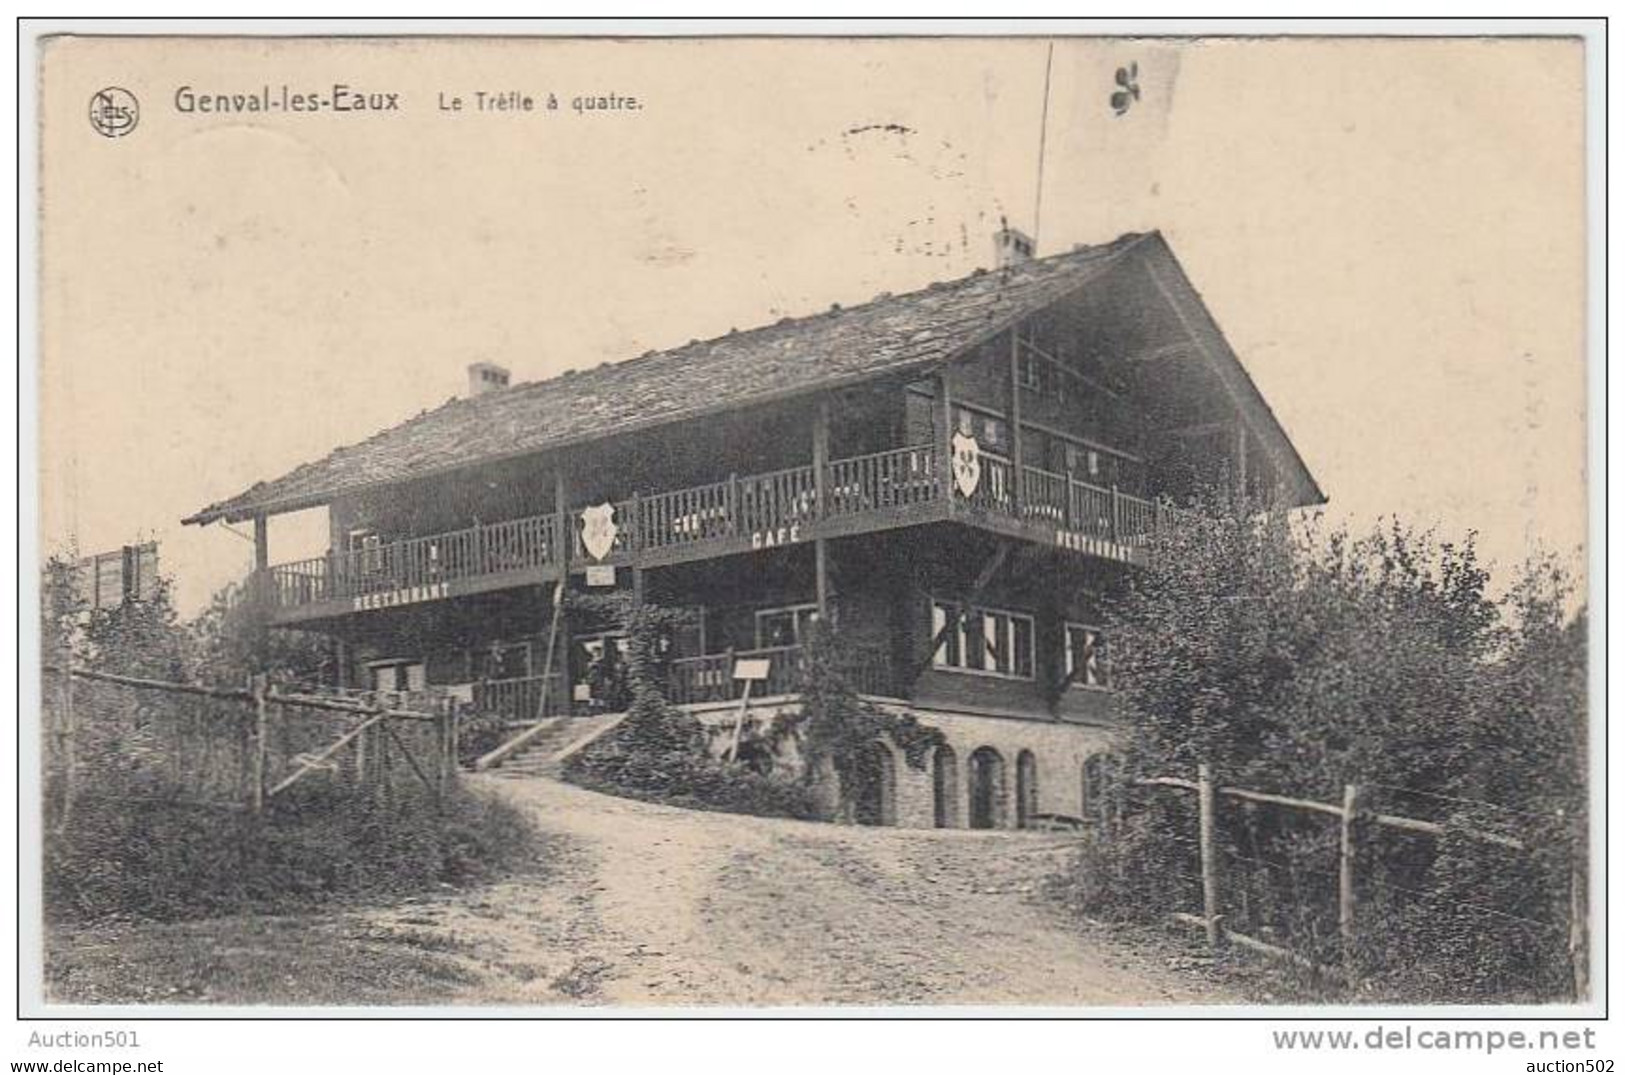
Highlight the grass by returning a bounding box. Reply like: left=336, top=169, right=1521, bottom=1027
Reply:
left=46, top=913, right=483, bottom=1006
left=45, top=778, right=536, bottom=925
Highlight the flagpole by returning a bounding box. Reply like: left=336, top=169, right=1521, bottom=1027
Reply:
left=1032, top=40, right=1055, bottom=252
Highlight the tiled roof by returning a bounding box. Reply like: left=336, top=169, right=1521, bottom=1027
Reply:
left=184, top=233, right=1154, bottom=524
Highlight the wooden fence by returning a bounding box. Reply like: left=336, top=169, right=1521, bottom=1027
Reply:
left=43, top=665, right=460, bottom=825
left=1133, top=763, right=1588, bottom=1000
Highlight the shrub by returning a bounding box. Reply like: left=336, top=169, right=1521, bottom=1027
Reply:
left=563, top=696, right=819, bottom=821
left=1059, top=498, right=1588, bottom=1002
left=44, top=777, right=535, bottom=924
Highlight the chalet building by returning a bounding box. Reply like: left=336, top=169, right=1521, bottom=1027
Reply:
left=184, top=228, right=1322, bottom=830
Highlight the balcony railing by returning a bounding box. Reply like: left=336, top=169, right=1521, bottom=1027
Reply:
left=472, top=673, right=567, bottom=722
left=270, top=513, right=561, bottom=609
left=667, top=644, right=897, bottom=707
left=266, top=442, right=1161, bottom=614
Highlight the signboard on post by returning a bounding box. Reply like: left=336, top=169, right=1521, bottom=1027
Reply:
left=733, top=657, right=771, bottom=682
left=725, top=656, right=772, bottom=763
left=585, top=564, right=617, bottom=588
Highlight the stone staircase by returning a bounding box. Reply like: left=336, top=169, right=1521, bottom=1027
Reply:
left=482, top=710, right=629, bottom=778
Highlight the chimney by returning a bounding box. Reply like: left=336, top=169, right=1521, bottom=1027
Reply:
left=995, top=223, right=1035, bottom=268
left=467, top=361, right=510, bottom=397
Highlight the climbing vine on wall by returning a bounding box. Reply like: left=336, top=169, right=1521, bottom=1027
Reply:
left=780, top=619, right=945, bottom=789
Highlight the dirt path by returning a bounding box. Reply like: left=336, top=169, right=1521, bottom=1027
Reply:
left=355, top=776, right=1227, bottom=1006
left=46, top=777, right=1233, bottom=1007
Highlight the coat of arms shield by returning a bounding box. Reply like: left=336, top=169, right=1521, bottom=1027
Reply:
left=950, top=431, right=982, bottom=498
left=580, top=502, right=618, bottom=561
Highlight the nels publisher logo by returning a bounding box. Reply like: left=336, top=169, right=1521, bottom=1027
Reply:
left=88, top=87, right=139, bottom=138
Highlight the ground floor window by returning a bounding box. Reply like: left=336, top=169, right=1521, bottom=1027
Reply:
left=755, top=603, right=819, bottom=649
left=932, top=600, right=1034, bottom=679
left=1064, top=623, right=1109, bottom=688
left=369, top=659, right=425, bottom=694
left=481, top=640, right=532, bottom=681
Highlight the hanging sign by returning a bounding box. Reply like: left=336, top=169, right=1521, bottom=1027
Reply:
left=951, top=431, right=982, bottom=498
left=579, top=502, right=619, bottom=561
left=585, top=564, right=617, bottom=587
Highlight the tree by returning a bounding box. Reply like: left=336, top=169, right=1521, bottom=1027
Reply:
left=1086, top=490, right=1588, bottom=999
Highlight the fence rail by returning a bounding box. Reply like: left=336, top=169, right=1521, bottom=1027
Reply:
left=1133, top=762, right=1586, bottom=998
left=43, top=665, right=459, bottom=822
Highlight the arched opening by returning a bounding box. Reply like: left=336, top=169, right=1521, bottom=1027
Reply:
left=851, top=740, right=897, bottom=827
left=932, top=744, right=960, bottom=828
left=1016, top=750, right=1039, bottom=829
left=967, top=747, right=1006, bottom=830
left=1082, top=752, right=1116, bottom=830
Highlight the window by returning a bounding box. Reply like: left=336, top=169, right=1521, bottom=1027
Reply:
left=1065, top=623, right=1109, bottom=688
left=954, top=407, right=1009, bottom=455
left=369, top=660, right=425, bottom=694
left=348, top=528, right=385, bottom=574
left=755, top=604, right=819, bottom=649
left=482, top=641, right=531, bottom=680
left=932, top=600, right=1035, bottom=679
left=1018, top=344, right=1042, bottom=390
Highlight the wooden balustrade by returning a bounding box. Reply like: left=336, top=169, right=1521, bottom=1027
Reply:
left=471, top=674, right=565, bottom=722
left=666, top=644, right=896, bottom=707
left=735, top=464, right=818, bottom=537
left=639, top=479, right=733, bottom=550
left=270, top=512, right=560, bottom=609
left=267, top=445, right=1163, bottom=613
left=961, top=451, right=1016, bottom=513
left=826, top=445, right=938, bottom=515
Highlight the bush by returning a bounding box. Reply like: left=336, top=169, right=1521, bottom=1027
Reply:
left=44, top=777, right=535, bottom=923
left=563, top=698, right=819, bottom=821
left=455, top=710, right=510, bottom=769
left=1059, top=501, right=1587, bottom=1003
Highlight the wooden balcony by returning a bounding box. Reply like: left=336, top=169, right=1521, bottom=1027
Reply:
left=265, top=443, right=1159, bottom=624
left=267, top=513, right=561, bottom=621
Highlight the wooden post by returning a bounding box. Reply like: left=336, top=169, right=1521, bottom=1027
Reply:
left=812, top=399, right=831, bottom=520
left=436, top=701, right=451, bottom=798
left=249, top=673, right=268, bottom=814
left=55, top=652, right=76, bottom=832
left=1570, top=834, right=1590, bottom=1001
left=1008, top=328, right=1025, bottom=516
left=814, top=539, right=830, bottom=624
left=449, top=702, right=462, bottom=780
left=1110, top=484, right=1122, bottom=543
left=376, top=719, right=392, bottom=808
left=253, top=514, right=270, bottom=572
left=1339, top=783, right=1360, bottom=965
left=935, top=372, right=954, bottom=507
left=1197, top=762, right=1222, bottom=949
left=353, top=712, right=368, bottom=784
left=725, top=677, right=755, bottom=763
left=251, top=513, right=271, bottom=660
left=554, top=468, right=573, bottom=715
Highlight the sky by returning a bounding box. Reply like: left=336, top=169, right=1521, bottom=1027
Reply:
left=39, top=35, right=1588, bottom=615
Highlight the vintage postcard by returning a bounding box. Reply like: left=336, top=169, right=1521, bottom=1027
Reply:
left=25, top=23, right=1599, bottom=1040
